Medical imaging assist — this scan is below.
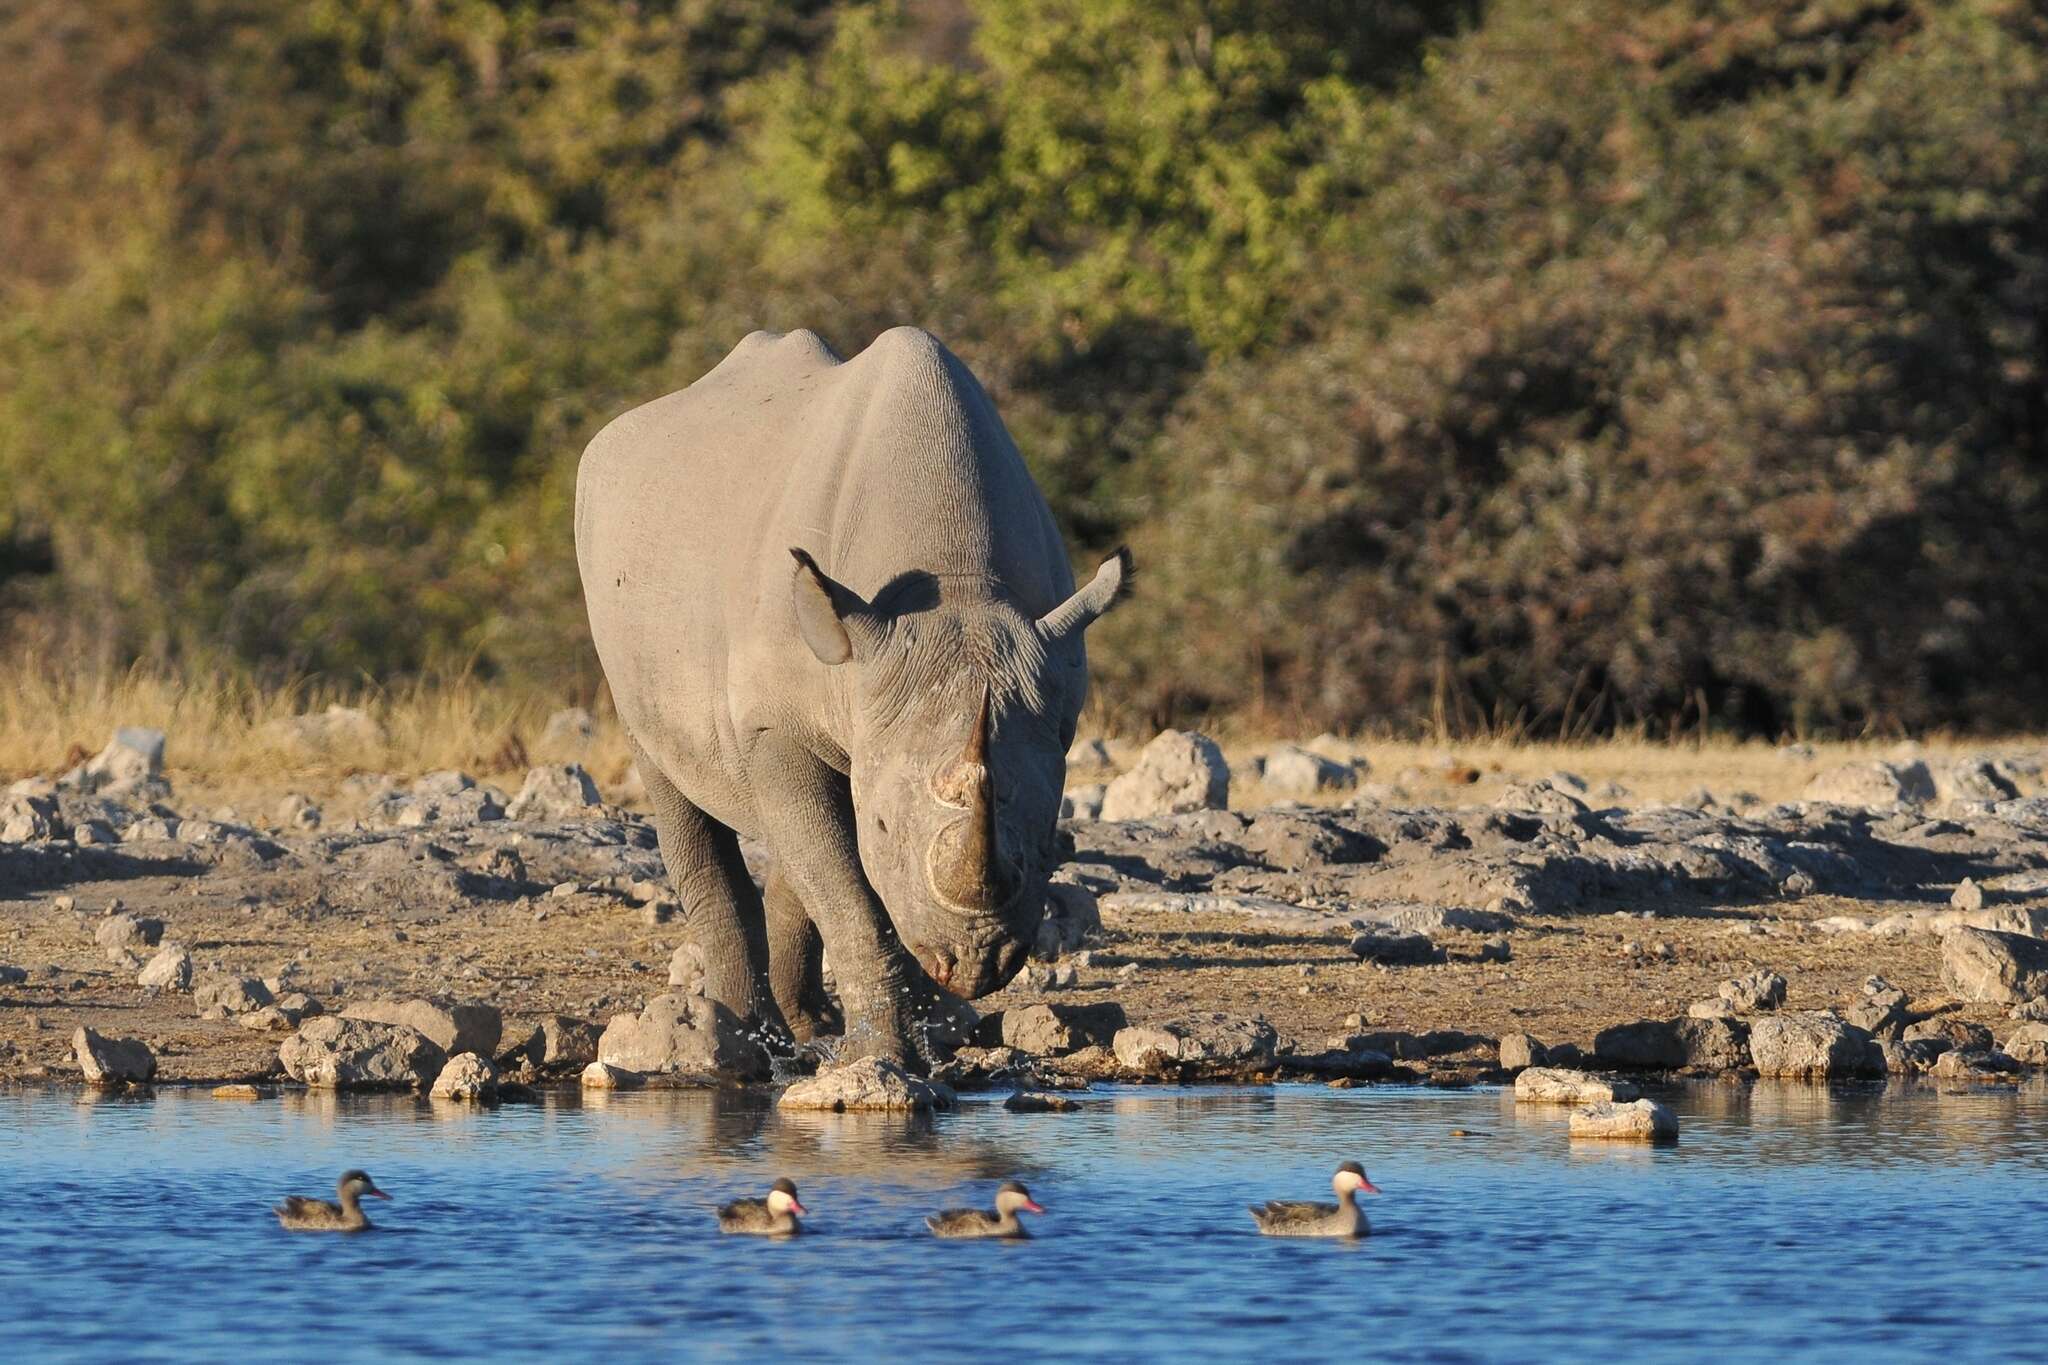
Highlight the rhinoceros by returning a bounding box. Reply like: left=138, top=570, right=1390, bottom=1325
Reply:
left=576, top=327, right=1128, bottom=1064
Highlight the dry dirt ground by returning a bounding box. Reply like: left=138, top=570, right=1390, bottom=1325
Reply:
left=3, top=739, right=2045, bottom=1087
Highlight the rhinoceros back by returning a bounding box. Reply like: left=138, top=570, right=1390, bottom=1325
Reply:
left=574, top=327, right=1071, bottom=837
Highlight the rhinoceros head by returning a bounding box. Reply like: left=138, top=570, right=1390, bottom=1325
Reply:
left=790, top=547, right=1130, bottom=998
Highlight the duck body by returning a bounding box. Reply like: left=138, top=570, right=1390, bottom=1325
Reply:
left=719, top=1178, right=806, bottom=1236
left=274, top=1169, right=390, bottom=1232
left=926, top=1181, right=1044, bottom=1240
left=1249, top=1162, right=1379, bottom=1239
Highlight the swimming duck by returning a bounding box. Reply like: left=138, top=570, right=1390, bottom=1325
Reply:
left=1248, top=1162, right=1380, bottom=1238
left=718, top=1177, right=807, bottom=1236
left=925, top=1181, right=1045, bottom=1239
left=273, top=1169, right=391, bottom=1231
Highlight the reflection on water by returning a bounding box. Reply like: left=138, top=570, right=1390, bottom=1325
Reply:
left=3, top=1079, right=2046, bottom=1362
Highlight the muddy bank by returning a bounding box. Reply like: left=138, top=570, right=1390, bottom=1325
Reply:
left=5, top=737, right=2048, bottom=1093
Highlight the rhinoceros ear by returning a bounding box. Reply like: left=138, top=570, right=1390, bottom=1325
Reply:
left=1037, top=547, right=1133, bottom=645
left=790, top=547, right=879, bottom=665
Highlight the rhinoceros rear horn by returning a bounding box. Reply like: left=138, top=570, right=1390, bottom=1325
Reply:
left=1037, top=547, right=1133, bottom=644
left=929, top=686, right=998, bottom=912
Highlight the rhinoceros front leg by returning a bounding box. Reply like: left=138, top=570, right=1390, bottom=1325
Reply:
left=747, top=737, right=973, bottom=1068
left=638, top=748, right=790, bottom=1047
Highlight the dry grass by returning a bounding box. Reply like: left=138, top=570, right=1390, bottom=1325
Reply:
left=4, top=657, right=2041, bottom=814
left=0, top=656, right=637, bottom=811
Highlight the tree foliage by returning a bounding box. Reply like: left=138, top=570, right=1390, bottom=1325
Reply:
left=3, top=0, right=2044, bottom=733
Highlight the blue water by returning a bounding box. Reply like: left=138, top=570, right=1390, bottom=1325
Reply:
left=2, top=1080, right=2046, bottom=1363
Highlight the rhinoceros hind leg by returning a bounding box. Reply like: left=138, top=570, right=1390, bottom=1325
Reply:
left=763, top=869, right=840, bottom=1042
left=638, top=748, right=791, bottom=1046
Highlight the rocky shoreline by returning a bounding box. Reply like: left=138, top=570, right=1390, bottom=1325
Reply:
left=6, top=726, right=2048, bottom=1107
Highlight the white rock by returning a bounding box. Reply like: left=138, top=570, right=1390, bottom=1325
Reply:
left=136, top=947, right=193, bottom=991
left=1099, top=731, right=1229, bottom=820
left=342, top=998, right=501, bottom=1057
left=506, top=764, right=602, bottom=820
left=278, top=1017, right=445, bottom=1089
left=429, top=1052, right=500, bottom=1100
left=580, top=1060, right=639, bottom=1089
left=595, top=992, right=769, bottom=1081
left=1748, top=1012, right=1879, bottom=1078
left=1570, top=1099, right=1678, bottom=1142
left=1259, top=744, right=1357, bottom=796
left=1802, top=760, right=1935, bottom=808
left=1942, top=926, right=2048, bottom=1004
left=1513, top=1067, right=1640, bottom=1105
left=62, top=727, right=168, bottom=799
left=537, top=707, right=596, bottom=758
left=1717, top=969, right=1787, bottom=1012
left=776, top=1056, right=955, bottom=1112
left=73, top=1026, right=156, bottom=1084
left=1111, top=1014, right=1278, bottom=1075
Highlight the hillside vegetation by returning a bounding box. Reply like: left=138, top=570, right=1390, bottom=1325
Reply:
left=4, top=0, right=2044, bottom=736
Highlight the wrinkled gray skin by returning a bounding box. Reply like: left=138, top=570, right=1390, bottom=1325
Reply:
left=576, top=327, right=1128, bottom=1066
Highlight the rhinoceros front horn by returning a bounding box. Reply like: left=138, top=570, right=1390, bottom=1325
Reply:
left=928, top=686, right=997, bottom=912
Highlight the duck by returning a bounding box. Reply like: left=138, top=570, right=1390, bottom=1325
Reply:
left=273, top=1169, right=391, bottom=1231
left=718, top=1177, right=807, bottom=1236
left=1248, top=1161, right=1380, bottom=1238
left=925, top=1181, right=1045, bottom=1239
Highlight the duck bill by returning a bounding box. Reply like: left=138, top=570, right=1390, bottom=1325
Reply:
left=1021, top=1200, right=1046, bottom=1214
left=790, top=1201, right=809, bottom=1217
left=368, top=1190, right=392, bottom=1200
left=1359, top=1181, right=1382, bottom=1196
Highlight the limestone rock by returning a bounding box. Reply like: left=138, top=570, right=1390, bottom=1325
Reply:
left=580, top=1061, right=640, bottom=1089
left=1099, top=730, right=1229, bottom=821
left=1259, top=744, right=1357, bottom=796
left=1878, top=1038, right=1946, bottom=1074
left=777, top=1056, right=955, bottom=1112
left=1930, top=1048, right=2022, bottom=1085
left=1747, top=1011, right=1880, bottom=1079
left=1802, top=760, right=1935, bottom=807
left=1717, top=970, right=1787, bottom=1012
left=1843, top=977, right=1910, bottom=1038
left=1514, top=1068, right=1640, bottom=1104
left=136, top=946, right=193, bottom=991
left=0, top=789, right=57, bottom=842
left=1935, top=759, right=2018, bottom=805
left=63, top=727, right=169, bottom=800
left=73, top=1026, right=156, bottom=1084
left=1570, top=1099, right=1678, bottom=1142
left=595, top=992, right=769, bottom=1082
left=1493, top=779, right=1591, bottom=816
left=667, top=941, right=707, bottom=994
left=1999, top=1023, right=2048, bottom=1066
left=1498, top=1033, right=1547, bottom=1071
left=1593, top=1019, right=1685, bottom=1070
left=1676, top=1016, right=1750, bottom=1071
left=279, top=1017, right=445, bottom=1089
left=1903, top=1016, right=1993, bottom=1052
left=1687, top=998, right=1740, bottom=1020
left=1950, top=878, right=1985, bottom=912
left=532, top=1015, right=603, bottom=1068
left=1112, top=1013, right=1279, bottom=1076
left=194, top=975, right=274, bottom=1015
left=1000, top=1002, right=1127, bottom=1056
left=342, top=998, right=501, bottom=1058
left=505, top=764, right=603, bottom=821
left=94, top=914, right=164, bottom=951
left=1065, top=737, right=1116, bottom=772
left=1941, top=926, right=2048, bottom=1004
left=429, top=1052, right=500, bottom=1101
left=1003, top=1090, right=1082, bottom=1113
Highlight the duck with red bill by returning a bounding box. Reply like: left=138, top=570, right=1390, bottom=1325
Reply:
left=926, top=1181, right=1046, bottom=1239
